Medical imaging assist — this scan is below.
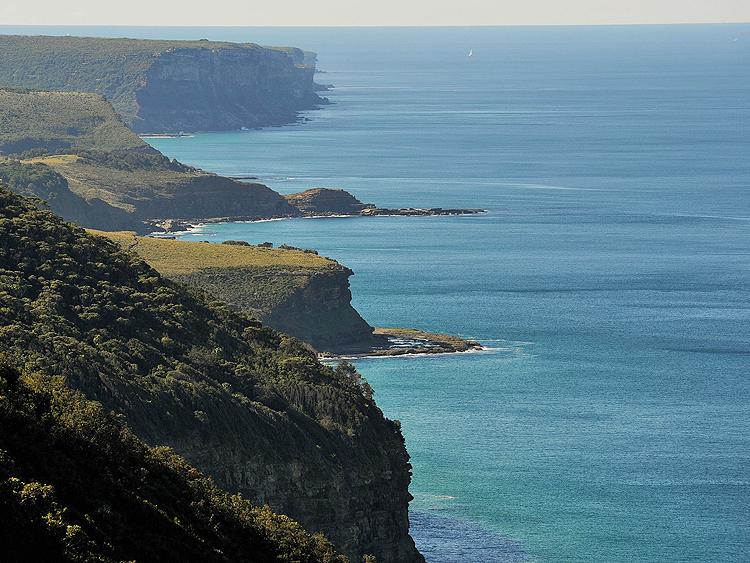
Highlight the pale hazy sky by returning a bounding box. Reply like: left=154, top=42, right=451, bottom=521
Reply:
left=1, top=0, right=749, bottom=27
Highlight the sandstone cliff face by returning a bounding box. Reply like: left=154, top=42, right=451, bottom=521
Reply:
left=258, top=267, right=376, bottom=352
left=170, top=265, right=376, bottom=353
left=127, top=176, right=302, bottom=221
left=146, top=383, right=421, bottom=562
left=135, top=47, right=322, bottom=133
left=70, top=367, right=421, bottom=563
left=0, top=36, right=324, bottom=133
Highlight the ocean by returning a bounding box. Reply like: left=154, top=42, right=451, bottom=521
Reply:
left=7, top=24, right=750, bottom=562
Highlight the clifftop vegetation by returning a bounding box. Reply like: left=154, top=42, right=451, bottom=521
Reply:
left=93, top=232, right=376, bottom=351
left=0, top=184, right=377, bottom=439
left=0, top=157, right=149, bottom=232
left=0, top=90, right=298, bottom=224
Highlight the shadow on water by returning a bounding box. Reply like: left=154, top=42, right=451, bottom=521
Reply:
left=410, top=511, right=532, bottom=562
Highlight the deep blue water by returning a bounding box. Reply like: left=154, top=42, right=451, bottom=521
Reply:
left=7, top=24, right=750, bottom=561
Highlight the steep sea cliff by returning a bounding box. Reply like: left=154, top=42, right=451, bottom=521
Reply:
left=135, top=45, right=322, bottom=132
left=0, top=35, right=324, bottom=133
left=0, top=188, right=424, bottom=562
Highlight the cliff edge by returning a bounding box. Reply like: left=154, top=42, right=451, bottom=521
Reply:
left=96, top=233, right=377, bottom=352
left=0, top=187, right=423, bottom=562
left=0, top=35, right=324, bottom=133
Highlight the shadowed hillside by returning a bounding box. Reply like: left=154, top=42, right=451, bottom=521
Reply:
left=0, top=364, right=345, bottom=563
left=0, top=186, right=423, bottom=562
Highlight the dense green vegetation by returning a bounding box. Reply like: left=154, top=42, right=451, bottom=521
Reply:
left=0, top=364, right=346, bottom=562
left=0, top=185, right=376, bottom=431
left=0, top=89, right=150, bottom=155
left=0, top=186, right=412, bottom=560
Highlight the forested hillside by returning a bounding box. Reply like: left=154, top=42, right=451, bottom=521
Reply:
left=0, top=364, right=344, bottom=562
left=0, top=186, right=423, bottom=562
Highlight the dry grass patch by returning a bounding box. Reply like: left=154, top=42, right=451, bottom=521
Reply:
left=91, top=231, right=337, bottom=274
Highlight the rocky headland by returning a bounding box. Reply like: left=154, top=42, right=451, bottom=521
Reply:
left=0, top=35, right=326, bottom=133
left=0, top=187, right=423, bottom=562
left=285, top=187, right=485, bottom=219
left=96, top=232, right=483, bottom=358
left=0, top=39, right=486, bottom=560
left=96, top=232, right=377, bottom=353
left=0, top=90, right=483, bottom=235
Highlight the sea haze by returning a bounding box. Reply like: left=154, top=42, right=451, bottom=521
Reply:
left=10, top=24, right=749, bottom=562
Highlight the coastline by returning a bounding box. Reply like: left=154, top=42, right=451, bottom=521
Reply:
left=319, top=328, right=486, bottom=361
left=320, top=345, right=493, bottom=362
left=151, top=209, right=487, bottom=236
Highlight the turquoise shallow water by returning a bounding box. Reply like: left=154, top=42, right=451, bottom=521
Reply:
left=9, top=24, right=750, bottom=561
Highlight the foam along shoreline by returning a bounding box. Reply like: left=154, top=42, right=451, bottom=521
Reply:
left=139, top=133, right=195, bottom=139
left=149, top=209, right=486, bottom=235
left=321, top=345, right=494, bottom=362
left=320, top=328, right=486, bottom=360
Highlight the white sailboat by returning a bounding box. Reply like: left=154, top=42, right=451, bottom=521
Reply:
left=468, top=49, right=474, bottom=58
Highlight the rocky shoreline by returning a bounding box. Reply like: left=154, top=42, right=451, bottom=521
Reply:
left=320, top=328, right=485, bottom=359
left=147, top=189, right=486, bottom=233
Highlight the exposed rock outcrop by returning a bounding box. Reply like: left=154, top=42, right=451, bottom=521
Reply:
left=285, top=188, right=372, bottom=216
left=247, top=266, right=376, bottom=352
left=286, top=188, right=485, bottom=218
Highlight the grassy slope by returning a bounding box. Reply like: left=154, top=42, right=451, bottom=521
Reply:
left=94, top=232, right=358, bottom=331
left=0, top=90, right=296, bottom=222
left=0, top=367, right=345, bottom=563
left=94, top=231, right=336, bottom=272
left=0, top=89, right=149, bottom=155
